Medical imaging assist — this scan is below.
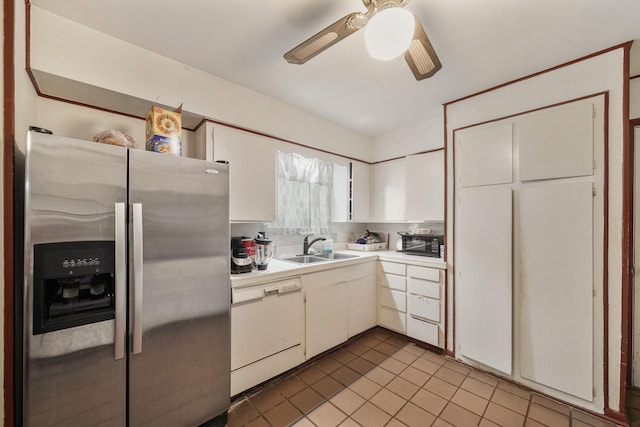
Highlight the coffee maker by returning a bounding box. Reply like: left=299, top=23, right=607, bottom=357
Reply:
left=230, top=236, right=252, bottom=274
left=254, top=233, right=274, bottom=271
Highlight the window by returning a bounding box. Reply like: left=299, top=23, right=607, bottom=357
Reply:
left=267, top=151, right=333, bottom=235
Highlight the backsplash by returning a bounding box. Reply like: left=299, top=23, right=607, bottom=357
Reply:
left=230, top=221, right=444, bottom=257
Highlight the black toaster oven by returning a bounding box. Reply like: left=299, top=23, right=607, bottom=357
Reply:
left=400, top=234, right=444, bottom=257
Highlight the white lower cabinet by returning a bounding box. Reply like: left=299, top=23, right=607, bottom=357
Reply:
left=377, top=260, right=445, bottom=348
left=304, top=261, right=376, bottom=359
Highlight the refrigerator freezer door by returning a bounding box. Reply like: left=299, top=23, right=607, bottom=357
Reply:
left=23, top=132, right=127, bottom=426
left=128, top=150, right=230, bottom=426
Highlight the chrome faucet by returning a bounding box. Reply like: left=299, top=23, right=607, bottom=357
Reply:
left=302, top=234, right=326, bottom=255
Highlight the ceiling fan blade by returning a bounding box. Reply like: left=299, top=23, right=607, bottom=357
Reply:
left=284, top=13, right=362, bottom=65
left=404, top=16, right=442, bottom=80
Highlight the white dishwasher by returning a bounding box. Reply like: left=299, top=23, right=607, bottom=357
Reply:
left=230, top=277, right=304, bottom=395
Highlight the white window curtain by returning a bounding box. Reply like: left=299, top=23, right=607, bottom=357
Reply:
left=267, top=151, right=333, bottom=235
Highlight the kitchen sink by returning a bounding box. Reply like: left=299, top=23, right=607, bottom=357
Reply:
left=280, top=255, right=329, bottom=264
left=280, top=252, right=359, bottom=264
left=312, top=252, right=359, bottom=260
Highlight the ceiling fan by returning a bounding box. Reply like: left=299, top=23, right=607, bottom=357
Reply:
left=284, top=0, right=442, bottom=80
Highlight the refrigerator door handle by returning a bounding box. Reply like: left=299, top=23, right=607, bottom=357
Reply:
left=133, top=203, right=144, bottom=355
left=115, top=203, right=127, bottom=360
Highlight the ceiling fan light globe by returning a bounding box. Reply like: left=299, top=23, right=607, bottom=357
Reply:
left=364, top=7, right=415, bottom=61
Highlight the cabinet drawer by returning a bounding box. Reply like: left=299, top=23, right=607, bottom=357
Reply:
left=407, top=294, right=440, bottom=322
left=407, top=265, right=440, bottom=282
left=407, top=315, right=439, bottom=347
left=408, top=278, right=440, bottom=300
left=380, top=261, right=406, bottom=276
left=379, top=273, right=406, bottom=291
left=378, top=306, right=406, bottom=334
left=379, top=287, right=406, bottom=312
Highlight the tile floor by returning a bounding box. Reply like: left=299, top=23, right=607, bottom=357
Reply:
left=228, top=328, right=622, bottom=427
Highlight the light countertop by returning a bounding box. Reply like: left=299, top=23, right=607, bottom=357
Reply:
left=230, top=250, right=446, bottom=288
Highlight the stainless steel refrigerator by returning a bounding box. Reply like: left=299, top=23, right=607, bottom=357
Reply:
left=17, top=130, right=230, bottom=426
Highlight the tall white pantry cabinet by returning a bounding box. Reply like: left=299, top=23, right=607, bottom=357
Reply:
left=454, top=96, right=605, bottom=411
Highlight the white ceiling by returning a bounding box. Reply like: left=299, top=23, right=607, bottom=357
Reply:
left=31, top=0, right=640, bottom=137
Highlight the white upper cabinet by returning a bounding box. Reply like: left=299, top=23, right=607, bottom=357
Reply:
left=350, top=161, right=370, bottom=222
left=405, top=151, right=445, bottom=221
left=370, top=158, right=407, bottom=222
left=518, top=103, right=594, bottom=181
left=332, top=163, right=349, bottom=223
left=212, top=126, right=277, bottom=222
left=458, top=123, right=513, bottom=187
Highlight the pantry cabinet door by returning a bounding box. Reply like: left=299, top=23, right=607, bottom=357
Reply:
left=518, top=103, right=594, bottom=181
left=457, top=123, right=513, bottom=188
left=457, top=185, right=512, bottom=375
left=518, top=181, right=593, bottom=401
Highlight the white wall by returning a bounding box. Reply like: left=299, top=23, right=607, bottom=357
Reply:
left=29, top=6, right=373, bottom=163
left=445, top=47, right=626, bottom=413
left=371, top=107, right=444, bottom=162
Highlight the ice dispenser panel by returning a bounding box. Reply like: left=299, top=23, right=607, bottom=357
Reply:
left=33, top=241, right=116, bottom=334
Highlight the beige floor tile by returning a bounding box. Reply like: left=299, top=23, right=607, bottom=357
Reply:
left=491, top=388, right=530, bottom=415
left=348, top=376, right=382, bottom=400
left=410, top=388, right=448, bottom=416
left=468, top=370, right=500, bottom=387
left=308, top=402, right=347, bottom=427
left=338, top=418, right=361, bottom=427
left=402, top=343, right=426, bottom=357
left=396, top=402, right=436, bottom=426
left=432, top=418, right=456, bottom=427
left=412, top=357, right=441, bottom=375
left=386, top=418, right=409, bottom=427
left=434, top=366, right=467, bottom=387
left=523, top=419, right=545, bottom=427
left=298, top=365, right=327, bottom=386
left=419, top=350, right=447, bottom=366
left=399, top=365, right=431, bottom=387
left=246, top=416, right=270, bottom=427
left=316, top=357, right=342, bottom=375
left=291, top=417, right=315, bottom=427
left=263, top=400, right=303, bottom=427
left=387, top=376, right=420, bottom=400
left=444, top=360, right=473, bottom=376
left=496, top=381, right=531, bottom=400
left=249, top=386, right=285, bottom=413
left=527, top=403, right=569, bottom=427
left=531, top=393, right=570, bottom=416
left=370, top=388, right=407, bottom=416
left=439, top=402, right=482, bottom=426
left=351, top=401, right=392, bottom=427
left=330, top=388, right=366, bottom=416
left=392, top=349, right=420, bottom=365
left=308, top=401, right=347, bottom=427
left=479, top=418, right=501, bottom=427
left=380, top=356, right=409, bottom=375
left=451, top=388, right=489, bottom=416
left=365, top=366, right=396, bottom=386
left=424, top=376, right=458, bottom=400
left=460, top=376, right=497, bottom=400
left=483, top=402, right=525, bottom=427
